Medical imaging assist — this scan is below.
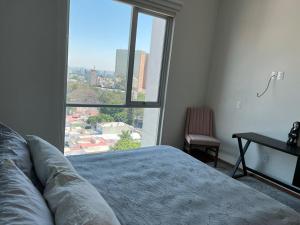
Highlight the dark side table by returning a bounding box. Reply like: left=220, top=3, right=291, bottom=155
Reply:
left=231, top=132, right=300, bottom=194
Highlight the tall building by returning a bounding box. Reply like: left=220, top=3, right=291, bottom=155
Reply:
left=115, top=49, right=128, bottom=77
left=89, top=66, right=97, bottom=86
left=115, top=49, right=148, bottom=92
left=136, top=52, right=147, bottom=92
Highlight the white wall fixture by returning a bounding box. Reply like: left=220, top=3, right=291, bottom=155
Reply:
left=277, top=71, right=285, bottom=80
left=256, top=71, right=285, bottom=98
left=236, top=100, right=241, bottom=109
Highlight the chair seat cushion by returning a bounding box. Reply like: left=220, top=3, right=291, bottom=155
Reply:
left=185, top=134, right=220, bottom=147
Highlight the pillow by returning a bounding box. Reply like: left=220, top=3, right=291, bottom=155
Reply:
left=44, top=170, right=121, bottom=225
left=0, top=159, right=54, bottom=225
left=26, top=135, right=121, bottom=225
left=0, top=123, right=41, bottom=189
left=26, top=135, right=76, bottom=185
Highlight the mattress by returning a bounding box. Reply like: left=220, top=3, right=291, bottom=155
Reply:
left=68, top=145, right=300, bottom=225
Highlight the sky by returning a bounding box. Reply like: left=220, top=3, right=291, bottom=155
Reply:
left=68, top=0, right=152, bottom=71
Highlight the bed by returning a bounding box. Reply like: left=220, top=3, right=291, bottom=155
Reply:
left=68, top=145, right=300, bottom=225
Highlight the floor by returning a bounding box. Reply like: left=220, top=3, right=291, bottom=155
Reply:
left=190, top=151, right=300, bottom=213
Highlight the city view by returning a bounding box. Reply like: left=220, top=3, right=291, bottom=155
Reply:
left=65, top=49, right=160, bottom=155
left=65, top=0, right=166, bottom=155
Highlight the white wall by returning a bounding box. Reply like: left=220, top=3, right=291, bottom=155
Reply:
left=161, top=0, right=220, bottom=147
left=0, top=0, right=68, bottom=148
left=205, top=0, right=300, bottom=183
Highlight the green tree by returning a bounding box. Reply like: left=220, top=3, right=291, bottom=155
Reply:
left=100, top=108, right=132, bottom=124
left=69, top=82, right=79, bottom=92
left=127, top=108, right=134, bottom=125
left=111, top=130, right=141, bottom=151
left=119, top=130, right=131, bottom=139
left=87, top=114, right=114, bottom=125
left=137, top=92, right=145, bottom=101
left=113, top=111, right=128, bottom=123
left=98, top=89, right=124, bottom=105
left=86, top=116, right=98, bottom=125
left=99, top=114, right=114, bottom=122
left=100, top=107, right=123, bottom=116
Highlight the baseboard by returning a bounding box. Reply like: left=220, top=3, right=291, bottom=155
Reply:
left=248, top=172, right=300, bottom=199
left=217, top=152, right=300, bottom=199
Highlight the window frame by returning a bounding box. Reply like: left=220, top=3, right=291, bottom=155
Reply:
left=126, top=7, right=171, bottom=107
left=65, top=2, right=174, bottom=145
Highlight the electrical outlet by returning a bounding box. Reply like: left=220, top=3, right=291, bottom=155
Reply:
left=277, top=71, right=285, bottom=80
left=236, top=100, right=241, bottom=109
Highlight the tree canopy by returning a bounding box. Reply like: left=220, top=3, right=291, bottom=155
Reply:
left=111, top=130, right=141, bottom=151
left=87, top=114, right=114, bottom=125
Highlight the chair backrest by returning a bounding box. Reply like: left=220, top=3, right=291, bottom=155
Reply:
left=185, top=107, right=213, bottom=136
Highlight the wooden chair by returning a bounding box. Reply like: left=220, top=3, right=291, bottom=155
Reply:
left=184, top=107, right=220, bottom=167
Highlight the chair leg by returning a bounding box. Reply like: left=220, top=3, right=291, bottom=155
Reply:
left=184, top=141, right=190, bottom=153
left=214, top=147, right=219, bottom=167
left=186, top=143, right=191, bottom=155
left=205, top=147, right=208, bottom=154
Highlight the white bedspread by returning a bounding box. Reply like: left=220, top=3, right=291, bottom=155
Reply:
left=68, top=145, right=300, bottom=225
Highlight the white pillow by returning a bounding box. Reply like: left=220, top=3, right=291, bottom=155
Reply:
left=0, top=159, right=54, bottom=225
left=26, top=135, right=121, bottom=225
left=44, top=170, right=121, bottom=225
left=26, top=135, right=76, bottom=185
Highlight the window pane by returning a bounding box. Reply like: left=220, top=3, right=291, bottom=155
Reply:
left=67, top=0, right=131, bottom=105
left=64, top=107, right=160, bottom=155
left=131, top=13, right=166, bottom=102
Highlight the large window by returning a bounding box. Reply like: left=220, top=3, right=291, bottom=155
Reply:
left=65, top=0, right=173, bottom=155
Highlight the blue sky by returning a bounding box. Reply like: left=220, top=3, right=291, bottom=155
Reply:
left=68, top=0, right=152, bottom=71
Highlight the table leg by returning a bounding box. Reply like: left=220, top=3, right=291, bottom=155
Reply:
left=231, top=139, right=251, bottom=178
left=292, top=156, right=300, bottom=188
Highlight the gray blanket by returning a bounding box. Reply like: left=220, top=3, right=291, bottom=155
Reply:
left=68, top=145, right=300, bottom=225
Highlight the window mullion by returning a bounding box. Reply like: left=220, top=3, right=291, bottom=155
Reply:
left=126, top=7, right=138, bottom=106
left=157, top=17, right=173, bottom=106
left=156, top=17, right=174, bottom=145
